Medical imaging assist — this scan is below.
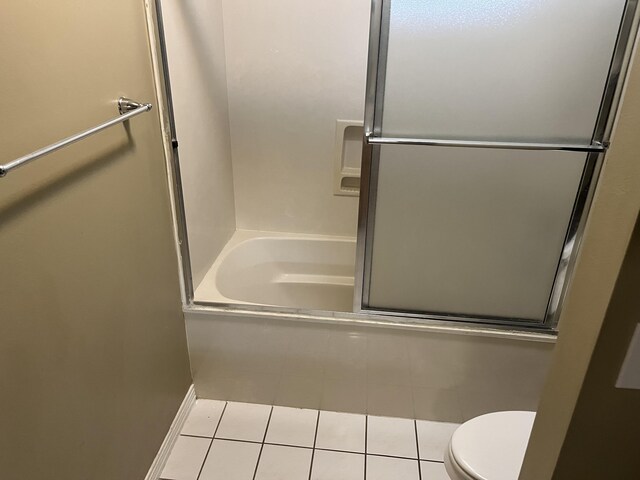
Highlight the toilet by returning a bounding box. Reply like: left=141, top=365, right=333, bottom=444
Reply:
left=444, top=411, right=536, bottom=480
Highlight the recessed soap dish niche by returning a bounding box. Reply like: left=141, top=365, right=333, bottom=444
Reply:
left=334, top=120, right=363, bottom=196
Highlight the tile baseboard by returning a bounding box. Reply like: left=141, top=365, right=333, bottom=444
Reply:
left=145, top=384, right=196, bottom=480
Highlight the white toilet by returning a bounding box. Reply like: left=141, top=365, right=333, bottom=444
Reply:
left=444, top=411, right=536, bottom=480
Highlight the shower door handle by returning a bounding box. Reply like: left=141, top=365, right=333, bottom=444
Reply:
left=365, top=136, right=606, bottom=153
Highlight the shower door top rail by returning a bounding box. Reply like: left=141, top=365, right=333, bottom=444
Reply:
left=366, top=135, right=607, bottom=153
left=0, top=97, right=152, bottom=178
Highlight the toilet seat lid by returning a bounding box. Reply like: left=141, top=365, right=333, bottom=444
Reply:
left=450, top=411, right=536, bottom=480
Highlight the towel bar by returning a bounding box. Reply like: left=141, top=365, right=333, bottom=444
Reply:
left=0, top=97, right=152, bottom=177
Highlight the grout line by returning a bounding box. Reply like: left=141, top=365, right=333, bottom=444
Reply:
left=364, top=415, right=368, bottom=479
left=215, top=439, right=312, bottom=450
left=212, top=402, right=228, bottom=437
left=213, top=440, right=376, bottom=458
left=195, top=401, right=228, bottom=480
left=214, top=437, right=263, bottom=445
left=315, top=447, right=365, bottom=456
left=210, top=440, right=398, bottom=459
left=265, top=441, right=313, bottom=450
left=307, top=410, right=321, bottom=480
left=414, top=420, right=423, bottom=480
left=204, top=437, right=381, bottom=458
left=252, top=406, right=274, bottom=480
left=362, top=452, right=422, bottom=462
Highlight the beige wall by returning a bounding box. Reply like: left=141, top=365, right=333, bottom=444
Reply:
left=0, top=1, right=191, bottom=479
left=160, top=0, right=237, bottom=288
left=520, top=32, right=640, bottom=480
left=553, top=214, right=640, bottom=477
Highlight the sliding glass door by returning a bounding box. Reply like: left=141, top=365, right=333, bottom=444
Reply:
left=356, top=0, right=636, bottom=328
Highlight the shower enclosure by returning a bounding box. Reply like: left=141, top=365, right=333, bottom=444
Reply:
left=356, top=0, right=637, bottom=329
left=155, top=0, right=639, bottom=332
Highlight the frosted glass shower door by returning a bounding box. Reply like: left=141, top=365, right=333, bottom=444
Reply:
left=379, top=0, right=628, bottom=143
left=357, top=0, right=635, bottom=326
left=365, top=146, right=587, bottom=322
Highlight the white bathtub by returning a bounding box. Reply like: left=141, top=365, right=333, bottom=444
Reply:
left=194, top=230, right=357, bottom=312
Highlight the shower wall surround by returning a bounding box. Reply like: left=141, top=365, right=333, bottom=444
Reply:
left=154, top=0, right=561, bottom=419
left=221, top=0, right=370, bottom=236
left=161, top=0, right=236, bottom=286
left=161, top=0, right=371, bottom=290
left=162, top=0, right=370, bottom=260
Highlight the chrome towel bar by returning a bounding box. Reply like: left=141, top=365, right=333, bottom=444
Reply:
left=0, top=97, right=152, bottom=178
left=366, top=135, right=607, bottom=153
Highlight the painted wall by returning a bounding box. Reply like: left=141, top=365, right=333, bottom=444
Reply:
left=161, top=0, right=237, bottom=287
left=221, top=0, right=370, bottom=236
left=553, top=213, right=640, bottom=477
left=520, top=34, right=640, bottom=480
left=0, top=1, right=192, bottom=479
left=186, top=311, right=553, bottom=421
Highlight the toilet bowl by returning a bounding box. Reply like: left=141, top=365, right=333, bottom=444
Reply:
left=444, top=411, right=536, bottom=480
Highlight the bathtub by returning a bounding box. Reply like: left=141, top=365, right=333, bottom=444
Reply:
left=194, top=230, right=357, bottom=312
left=189, top=235, right=555, bottom=420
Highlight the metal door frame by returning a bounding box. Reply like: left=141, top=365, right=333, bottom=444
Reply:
left=149, top=0, right=637, bottom=334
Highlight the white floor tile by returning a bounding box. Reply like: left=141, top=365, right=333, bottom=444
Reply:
left=199, top=439, right=261, bottom=480
left=160, top=435, right=211, bottom=480
left=420, top=460, right=450, bottom=480
left=311, top=450, right=365, bottom=480
left=416, top=420, right=459, bottom=462
left=161, top=405, right=461, bottom=480
left=367, top=415, right=418, bottom=459
left=265, top=406, right=318, bottom=447
left=254, top=444, right=313, bottom=480
left=215, top=402, right=272, bottom=442
left=181, top=400, right=226, bottom=437
left=315, top=411, right=366, bottom=453
left=366, top=455, right=420, bottom=480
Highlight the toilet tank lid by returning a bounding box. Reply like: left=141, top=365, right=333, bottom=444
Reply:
left=450, top=411, right=536, bottom=480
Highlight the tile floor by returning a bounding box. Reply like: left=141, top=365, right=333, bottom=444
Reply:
left=161, top=400, right=458, bottom=480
